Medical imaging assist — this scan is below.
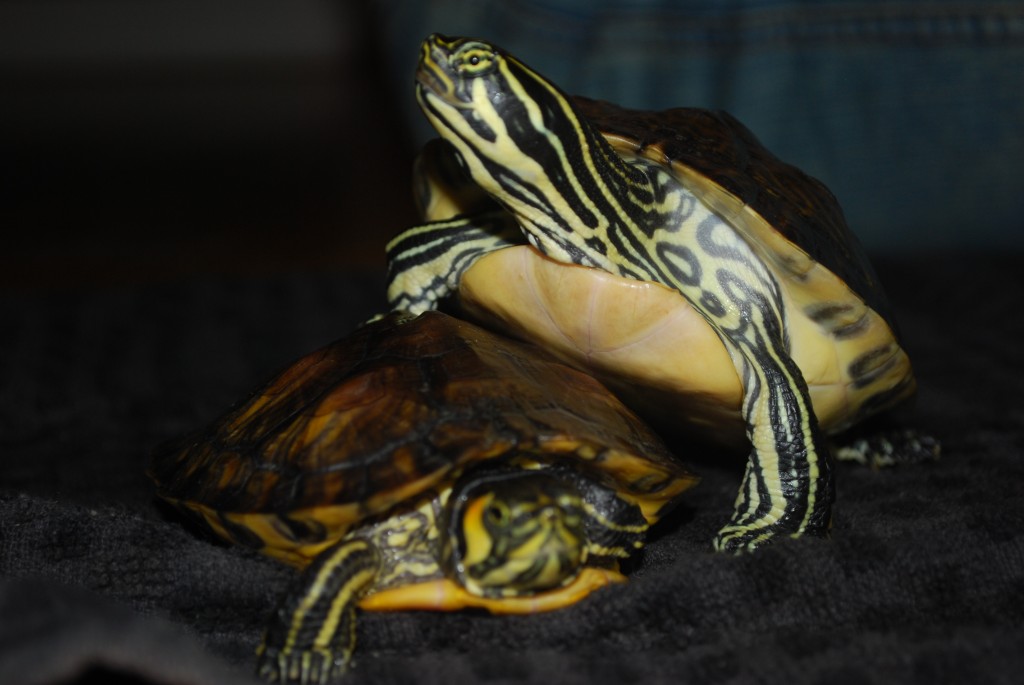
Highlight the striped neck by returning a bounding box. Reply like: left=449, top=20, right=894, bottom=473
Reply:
left=415, top=34, right=657, bottom=271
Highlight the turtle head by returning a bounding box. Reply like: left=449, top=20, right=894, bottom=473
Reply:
left=415, top=34, right=506, bottom=109
left=415, top=34, right=637, bottom=269
left=414, top=33, right=566, bottom=178
left=447, top=468, right=588, bottom=597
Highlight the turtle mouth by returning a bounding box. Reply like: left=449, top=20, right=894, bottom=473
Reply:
left=415, top=64, right=449, bottom=100
left=415, top=34, right=458, bottom=103
left=415, top=74, right=476, bottom=114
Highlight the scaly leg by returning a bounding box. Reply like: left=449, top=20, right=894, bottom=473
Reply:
left=641, top=216, right=835, bottom=552
left=257, top=539, right=380, bottom=685
left=712, top=337, right=834, bottom=552
left=386, top=213, right=521, bottom=314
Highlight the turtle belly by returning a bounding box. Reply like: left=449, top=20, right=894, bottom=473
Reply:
left=457, top=244, right=915, bottom=444
left=458, top=245, right=747, bottom=446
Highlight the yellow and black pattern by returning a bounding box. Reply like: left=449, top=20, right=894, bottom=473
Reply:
left=256, top=539, right=379, bottom=685
left=415, top=37, right=659, bottom=277
left=668, top=213, right=832, bottom=549
left=254, top=460, right=666, bottom=684
left=446, top=465, right=650, bottom=597
left=386, top=211, right=520, bottom=315
left=361, top=490, right=449, bottom=592
left=392, top=34, right=845, bottom=551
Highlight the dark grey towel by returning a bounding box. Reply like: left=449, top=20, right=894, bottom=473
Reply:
left=2, top=256, right=1023, bottom=685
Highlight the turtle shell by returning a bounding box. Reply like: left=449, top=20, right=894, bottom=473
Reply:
left=149, top=311, right=696, bottom=566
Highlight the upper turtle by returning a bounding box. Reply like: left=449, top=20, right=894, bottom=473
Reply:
left=387, top=34, right=921, bottom=553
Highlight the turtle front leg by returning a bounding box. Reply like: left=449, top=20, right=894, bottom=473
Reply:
left=712, top=344, right=834, bottom=553
left=688, top=245, right=833, bottom=552
left=386, top=213, right=522, bottom=314
left=646, top=220, right=834, bottom=553
left=257, top=539, right=380, bottom=685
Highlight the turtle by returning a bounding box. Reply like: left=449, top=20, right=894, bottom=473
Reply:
left=386, top=34, right=932, bottom=554
left=149, top=310, right=697, bottom=684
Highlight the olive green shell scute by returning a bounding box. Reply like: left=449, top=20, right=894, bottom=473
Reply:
left=149, top=312, right=691, bottom=522
left=572, top=96, right=896, bottom=332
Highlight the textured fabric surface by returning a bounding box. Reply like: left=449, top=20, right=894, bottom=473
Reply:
left=2, top=255, right=1023, bottom=685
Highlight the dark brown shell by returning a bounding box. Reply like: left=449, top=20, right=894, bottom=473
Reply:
left=573, top=96, right=895, bottom=331
left=149, top=311, right=694, bottom=528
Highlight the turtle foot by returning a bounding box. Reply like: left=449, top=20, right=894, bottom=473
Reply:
left=835, top=429, right=940, bottom=468
left=712, top=524, right=828, bottom=554
left=255, top=539, right=377, bottom=684
left=712, top=526, right=770, bottom=554
left=713, top=504, right=832, bottom=554
left=256, top=646, right=347, bottom=685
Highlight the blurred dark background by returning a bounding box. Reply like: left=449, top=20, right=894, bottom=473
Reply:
left=2, top=0, right=1022, bottom=291
left=1, top=1, right=415, bottom=290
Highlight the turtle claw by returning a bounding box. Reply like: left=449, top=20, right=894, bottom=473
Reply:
left=713, top=489, right=832, bottom=554
left=712, top=527, right=767, bottom=554
left=255, top=539, right=377, bottom=685
left=835, top=429, right=941, bottom=468
left=713, top=520, right=830, bottom=554
left=256, top=646, right=347, bottom=685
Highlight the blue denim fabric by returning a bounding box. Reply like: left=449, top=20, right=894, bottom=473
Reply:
left=374, top=0, right=1024, bottom=250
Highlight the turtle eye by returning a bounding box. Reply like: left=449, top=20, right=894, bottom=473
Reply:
left=484, top=501, right=510, bottom=528
left=453, top=45, right=496, bottom=75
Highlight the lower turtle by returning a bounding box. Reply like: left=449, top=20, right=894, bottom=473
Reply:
left=150, top=311, right=696, bottom=684
left=387, top=34, right=935, bottom=554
